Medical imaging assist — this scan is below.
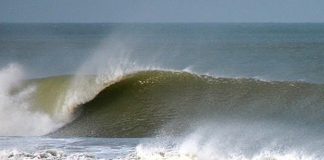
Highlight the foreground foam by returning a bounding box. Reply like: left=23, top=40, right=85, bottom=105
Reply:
left=0, top=149, right=96, bottom=160
left=121, top=120, right=323, bottom=159
left=127, top=149, right=316, bottom=160
left=126, top=139, right=317, bottom=160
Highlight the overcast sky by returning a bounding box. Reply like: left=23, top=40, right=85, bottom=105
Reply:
left=1, top=0, right=324, bottom=23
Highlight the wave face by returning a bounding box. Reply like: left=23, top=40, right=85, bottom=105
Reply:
left=46, top=70, right=324, bottom=137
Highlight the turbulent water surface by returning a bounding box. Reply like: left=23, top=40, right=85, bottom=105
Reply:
left=0, top=23, right=324, bottom=159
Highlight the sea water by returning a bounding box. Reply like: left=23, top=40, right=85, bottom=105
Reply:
left=0, top=23, right=324, bottom=160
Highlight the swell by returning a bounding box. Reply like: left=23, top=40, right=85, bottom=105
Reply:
left=46, top=70, right=324, bottom=137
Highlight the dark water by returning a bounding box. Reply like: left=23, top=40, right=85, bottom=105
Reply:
left=0, top=23, right=324, bottom=159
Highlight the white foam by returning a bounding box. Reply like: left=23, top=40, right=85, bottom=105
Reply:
left=130, top=142, right=316, bottom=160
left=0, top=64, right=61, bottom=136
left=127, top=122, right=320, bottom=160
left=0, top=149, right=96, bottom=160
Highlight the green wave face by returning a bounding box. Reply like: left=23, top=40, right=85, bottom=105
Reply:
left=45, top=71, right=324, bottom=137
left=29, top=76, right=74, bottom=115
left=26, top=75, right=97, bottom=123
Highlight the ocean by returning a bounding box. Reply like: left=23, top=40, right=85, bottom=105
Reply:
left=0, top=23, right=323, bottom=159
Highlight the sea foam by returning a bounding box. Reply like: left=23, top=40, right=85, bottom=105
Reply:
left=0, top=64, right=60, bottom=136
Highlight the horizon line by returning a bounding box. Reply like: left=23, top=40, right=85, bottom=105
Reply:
left=2, top=22, right=324, bottom=24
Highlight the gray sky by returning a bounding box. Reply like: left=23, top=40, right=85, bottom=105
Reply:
left=1, top=0, right=324, bottom=23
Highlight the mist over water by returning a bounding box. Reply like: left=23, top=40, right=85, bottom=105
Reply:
left=0, top=23, right=324, bottom=159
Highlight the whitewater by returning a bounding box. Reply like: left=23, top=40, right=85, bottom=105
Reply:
left=0, top=23, right=324, bottom=159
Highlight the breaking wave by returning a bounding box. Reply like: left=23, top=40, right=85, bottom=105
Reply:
left=1, top=64, right=324, bottom=159
left=45, top=70, right=324, bottom=137
left=1, top=60, right=323, bottom=138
